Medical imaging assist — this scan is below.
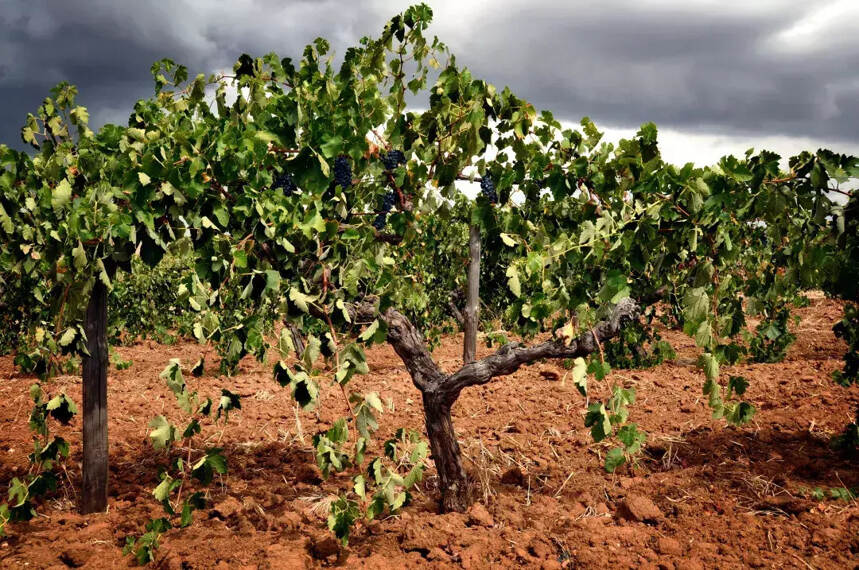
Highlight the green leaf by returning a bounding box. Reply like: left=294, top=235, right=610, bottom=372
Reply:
left=302, top=335, right=321, bottom=368
left=153, top=475, right=175, bottom=502
left=351, top=391, right=384, bottom=439
left=216, top=389, right=241, bottom=420
left=727, top=375, right=749, bottom=398
left=148, top=415, right=176, bottom=450
left=571, top=357, right=587, bottom=396
left=0, top=203, right=13, bottom=234
left=359, top=320, right=380, bottom=343
left=72, top=242, right=87, bottom=271
left=584, top=403, right=612, bottom=442
left=353, top=475, right=366, bottom=499
left=289, top=288, right=313, bottom=313
left=724, top=401, right=756, bottom=425
left=52, top=179, right=72, bottom=210
left=159, top=359, right=185, bottom=396
left=698, top=352, right=719, bottom=382
left=587, top=359, right=611, bottom=381
left=320, top=134, right=343, bottom=158
left=45, top=394, right=77, bottom=425
left=506, top=265, right=521, bottom=298
left=182, top=419, right=201, bottom=439
left=291, top=375, right=319, bottom=410
left=617, top=423, right=646, bottom=454
left=604, top=447, right=626, bottom=473
left=205, top=450, right=228, bottom=474
left=58, top=328, right=77, bottom=347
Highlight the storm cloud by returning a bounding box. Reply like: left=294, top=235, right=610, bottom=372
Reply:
left=2, top=0, right=857, bottom=159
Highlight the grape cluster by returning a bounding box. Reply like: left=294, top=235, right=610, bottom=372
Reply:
left=235, top=54, right=255, bottom=78
left=334, top=156, right=352, bottom=189
left=480, top=174, right=497, bottom=204
left=381, top=149, right=407, bottom=170
left=272, top=171, right=297, bottom=195
left=372, top=191, right=397, bottom=230
left=372, top=213, right=387, bottom=230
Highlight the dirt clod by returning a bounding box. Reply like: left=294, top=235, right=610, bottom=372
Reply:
left=467, top=503, right=494, bottom=527
left=309, top=535, right=340, bottom=560
left=656, top=537, right=682, bottom=555
left=210, top=496, right=244, bottom=519
left=620, top=494, right=664, bottom=523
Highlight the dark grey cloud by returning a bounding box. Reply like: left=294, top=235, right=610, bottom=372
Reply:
left=2, top=0, right=858, bottom=152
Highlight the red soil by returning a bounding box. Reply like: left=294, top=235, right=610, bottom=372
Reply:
left=1, top=294, right=858, bottom=569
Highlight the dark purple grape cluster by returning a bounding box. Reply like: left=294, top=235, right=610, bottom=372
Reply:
left=381, top=190, right=397, bottom=212
left=272, top=171, right=297, bottom=195
left=381, top=149, right=407, bottom=170
left=372, top=213, right=387, bottom=230
left=480, top=174, right=497, bottom=204
left=372, top=191, right=397, bottom=230
left=334, top=155, right=352, bottom=189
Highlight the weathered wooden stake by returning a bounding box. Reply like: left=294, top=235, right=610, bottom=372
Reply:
left=462, top=223, right=481, bottom=364
left=81, top=280, right=108, bottom=514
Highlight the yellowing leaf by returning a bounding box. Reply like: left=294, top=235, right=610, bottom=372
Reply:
left=506, top=265, right=521, bottom=298
left=58, top=328, right=77, bottom=347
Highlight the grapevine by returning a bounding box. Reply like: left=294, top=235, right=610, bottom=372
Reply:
left=0, top=3, right=857, bottom=558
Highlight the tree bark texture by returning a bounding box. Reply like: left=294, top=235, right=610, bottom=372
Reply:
left=287, top=322, right=306, bottom=356
left=422, top=392, right=470, bottom=512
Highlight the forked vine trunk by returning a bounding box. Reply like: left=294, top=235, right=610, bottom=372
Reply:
left=81, top=280, right=109, bottom=514
left=375, top=298, right=640, bottom=512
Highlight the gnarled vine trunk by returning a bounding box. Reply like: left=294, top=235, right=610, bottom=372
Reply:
left=375, top=297, right=640, bottom=513
left=422, top=392, right=470, bottom=512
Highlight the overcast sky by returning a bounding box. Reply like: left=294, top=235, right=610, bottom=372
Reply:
left=2, top=0, right=858, bottom=165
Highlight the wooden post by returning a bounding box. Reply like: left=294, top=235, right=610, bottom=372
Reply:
left=462, top=224, right=480, bottom=364
left=81, top=280, right=108, bottom=514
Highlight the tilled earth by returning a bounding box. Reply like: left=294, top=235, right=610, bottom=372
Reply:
left=0, top=294, right=858, bottom=569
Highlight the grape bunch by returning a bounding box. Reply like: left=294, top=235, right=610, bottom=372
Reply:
left=334, top=156, right=352, bottom=189
left=272, top=171, right=297, bottom=195
left=372, top=191, right=397, bottom=230
left=381, top=149, right=407, bottom=170
left=480, top=174, right=497, bottom=204
left=372, top=213, right=387, bottom=230
left=235, top=54, right=255, bottom=78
